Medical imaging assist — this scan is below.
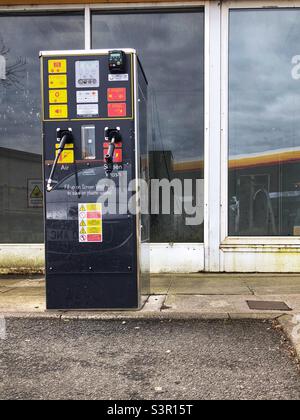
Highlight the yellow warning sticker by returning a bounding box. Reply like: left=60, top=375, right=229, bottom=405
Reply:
left=87, top=219, right=101, bottom=227
left=86, top=204, right=101, bottom=212
left=49, top=89, right=68, bottom=104
left=56, top=149, right=74, bottom=164
left=87, top=226, right=102, bottom=235
left=30, top=185, right=43, bottom=199
left=49, top=74, right=67, bottom=89
left=50, top=104, right=68, bottom=119
left=48, top=59, right=67, bottom=74
left=78, top=203, right=103, bottom=243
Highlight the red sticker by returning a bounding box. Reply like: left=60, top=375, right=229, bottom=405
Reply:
left=108, top=103, right=127, bottom=117
left=87, top=211, right=101, bottom=219
left=103, top=148, right=123, bottom=163
left=87, top=234, right=102, bottom=242
left=107, top=88, right=126, bottom=102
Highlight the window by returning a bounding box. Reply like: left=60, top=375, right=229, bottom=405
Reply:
left=228, top=9, right=300, bottom=236
left=92, top=10, right=205, bottom=242
left=0, top=12, right=84, bottom=243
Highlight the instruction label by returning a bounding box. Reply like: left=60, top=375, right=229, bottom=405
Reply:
left=108, top=74, right=129, bottom=82
left=76, top=90, right=98, bottom=103
left=77, top=104, right=99, bottom=117
left=78, top=203, right=103, bottom=243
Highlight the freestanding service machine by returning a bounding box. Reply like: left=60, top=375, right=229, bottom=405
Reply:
left=40, top=49, right=149, bottom=310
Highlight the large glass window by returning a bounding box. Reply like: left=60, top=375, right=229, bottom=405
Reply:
left=229, top=9, right=300, bottom=236
left=0, top=12, right=84, bottom=243
left=92, top=10, right=204, bottom=242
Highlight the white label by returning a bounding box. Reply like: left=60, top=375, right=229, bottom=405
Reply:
left=108, top=74, right=129, bottom=82
left=76, top=90, right=98, bottom=103
left=75, top=60, right=100, bottom=88
left=77, top=104, right=99, bottom=117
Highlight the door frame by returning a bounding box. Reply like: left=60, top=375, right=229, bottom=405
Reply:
left=219, top=0, right=300, bottom=272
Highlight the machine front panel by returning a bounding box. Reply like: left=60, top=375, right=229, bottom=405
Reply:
left=41, top=51, right=141, bottom=310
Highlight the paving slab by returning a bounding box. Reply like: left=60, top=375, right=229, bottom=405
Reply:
left=252, top=286, right=300, bottom=295
left=0, top=279, right=44, bottom=288
left=164, top=294, right=299, bottom=316
left=0, top=287, right=45, bottom=312
left=164, top=294, right=247, bottom=314
left=143, top=295, right=166, bottom=311
left=168, top=278, right=251, bottom=295
left=150, top=276, right=172, bottom=294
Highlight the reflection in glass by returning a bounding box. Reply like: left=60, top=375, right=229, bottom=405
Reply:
left=229, top=9, right=300, bottom=236
left=0, top=13, right=84, bottom=243
left=92, top=10, right=205, bottom=242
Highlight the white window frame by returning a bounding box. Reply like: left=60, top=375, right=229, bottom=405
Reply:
left=219, top=0, right=300, bottom=272
left=0, top=1, right=208, bottom=274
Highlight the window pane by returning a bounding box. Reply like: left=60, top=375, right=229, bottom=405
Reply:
left=229, top=9, right=300, bottom=236
left=0, top=13, right=84, bottom=243
left=92, top=11, right=204, bottom=242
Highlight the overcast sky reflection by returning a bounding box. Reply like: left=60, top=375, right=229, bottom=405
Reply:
left=229, top=9, right=300, bottom=157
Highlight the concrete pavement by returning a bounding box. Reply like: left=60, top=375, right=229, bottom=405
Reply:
left=1, top=273, right=300, bottom=317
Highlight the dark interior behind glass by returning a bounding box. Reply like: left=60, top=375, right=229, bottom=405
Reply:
left=92, top=10, right=205, bottom=242
left=0, top=13, right=84, bottom=243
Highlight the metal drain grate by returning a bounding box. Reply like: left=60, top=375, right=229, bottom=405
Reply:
left=246, top=300, right=292, bottom=311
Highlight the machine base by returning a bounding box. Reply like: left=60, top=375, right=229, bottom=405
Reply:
left=46, top=273, right=140, bottom=310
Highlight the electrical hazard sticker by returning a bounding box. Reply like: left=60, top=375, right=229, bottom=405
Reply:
left=78, top=203, right=103, bottom=243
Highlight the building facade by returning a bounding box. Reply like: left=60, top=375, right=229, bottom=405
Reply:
left=1, top=0, right=300, bottom=273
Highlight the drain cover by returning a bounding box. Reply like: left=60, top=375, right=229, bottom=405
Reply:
left=247, top=300, right=292, bottom=311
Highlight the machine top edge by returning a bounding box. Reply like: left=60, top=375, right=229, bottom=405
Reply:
left=39, top=48, right=137, bottom=57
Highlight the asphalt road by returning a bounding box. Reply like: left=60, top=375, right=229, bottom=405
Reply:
left=0, top=319, right=299, bottom=400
